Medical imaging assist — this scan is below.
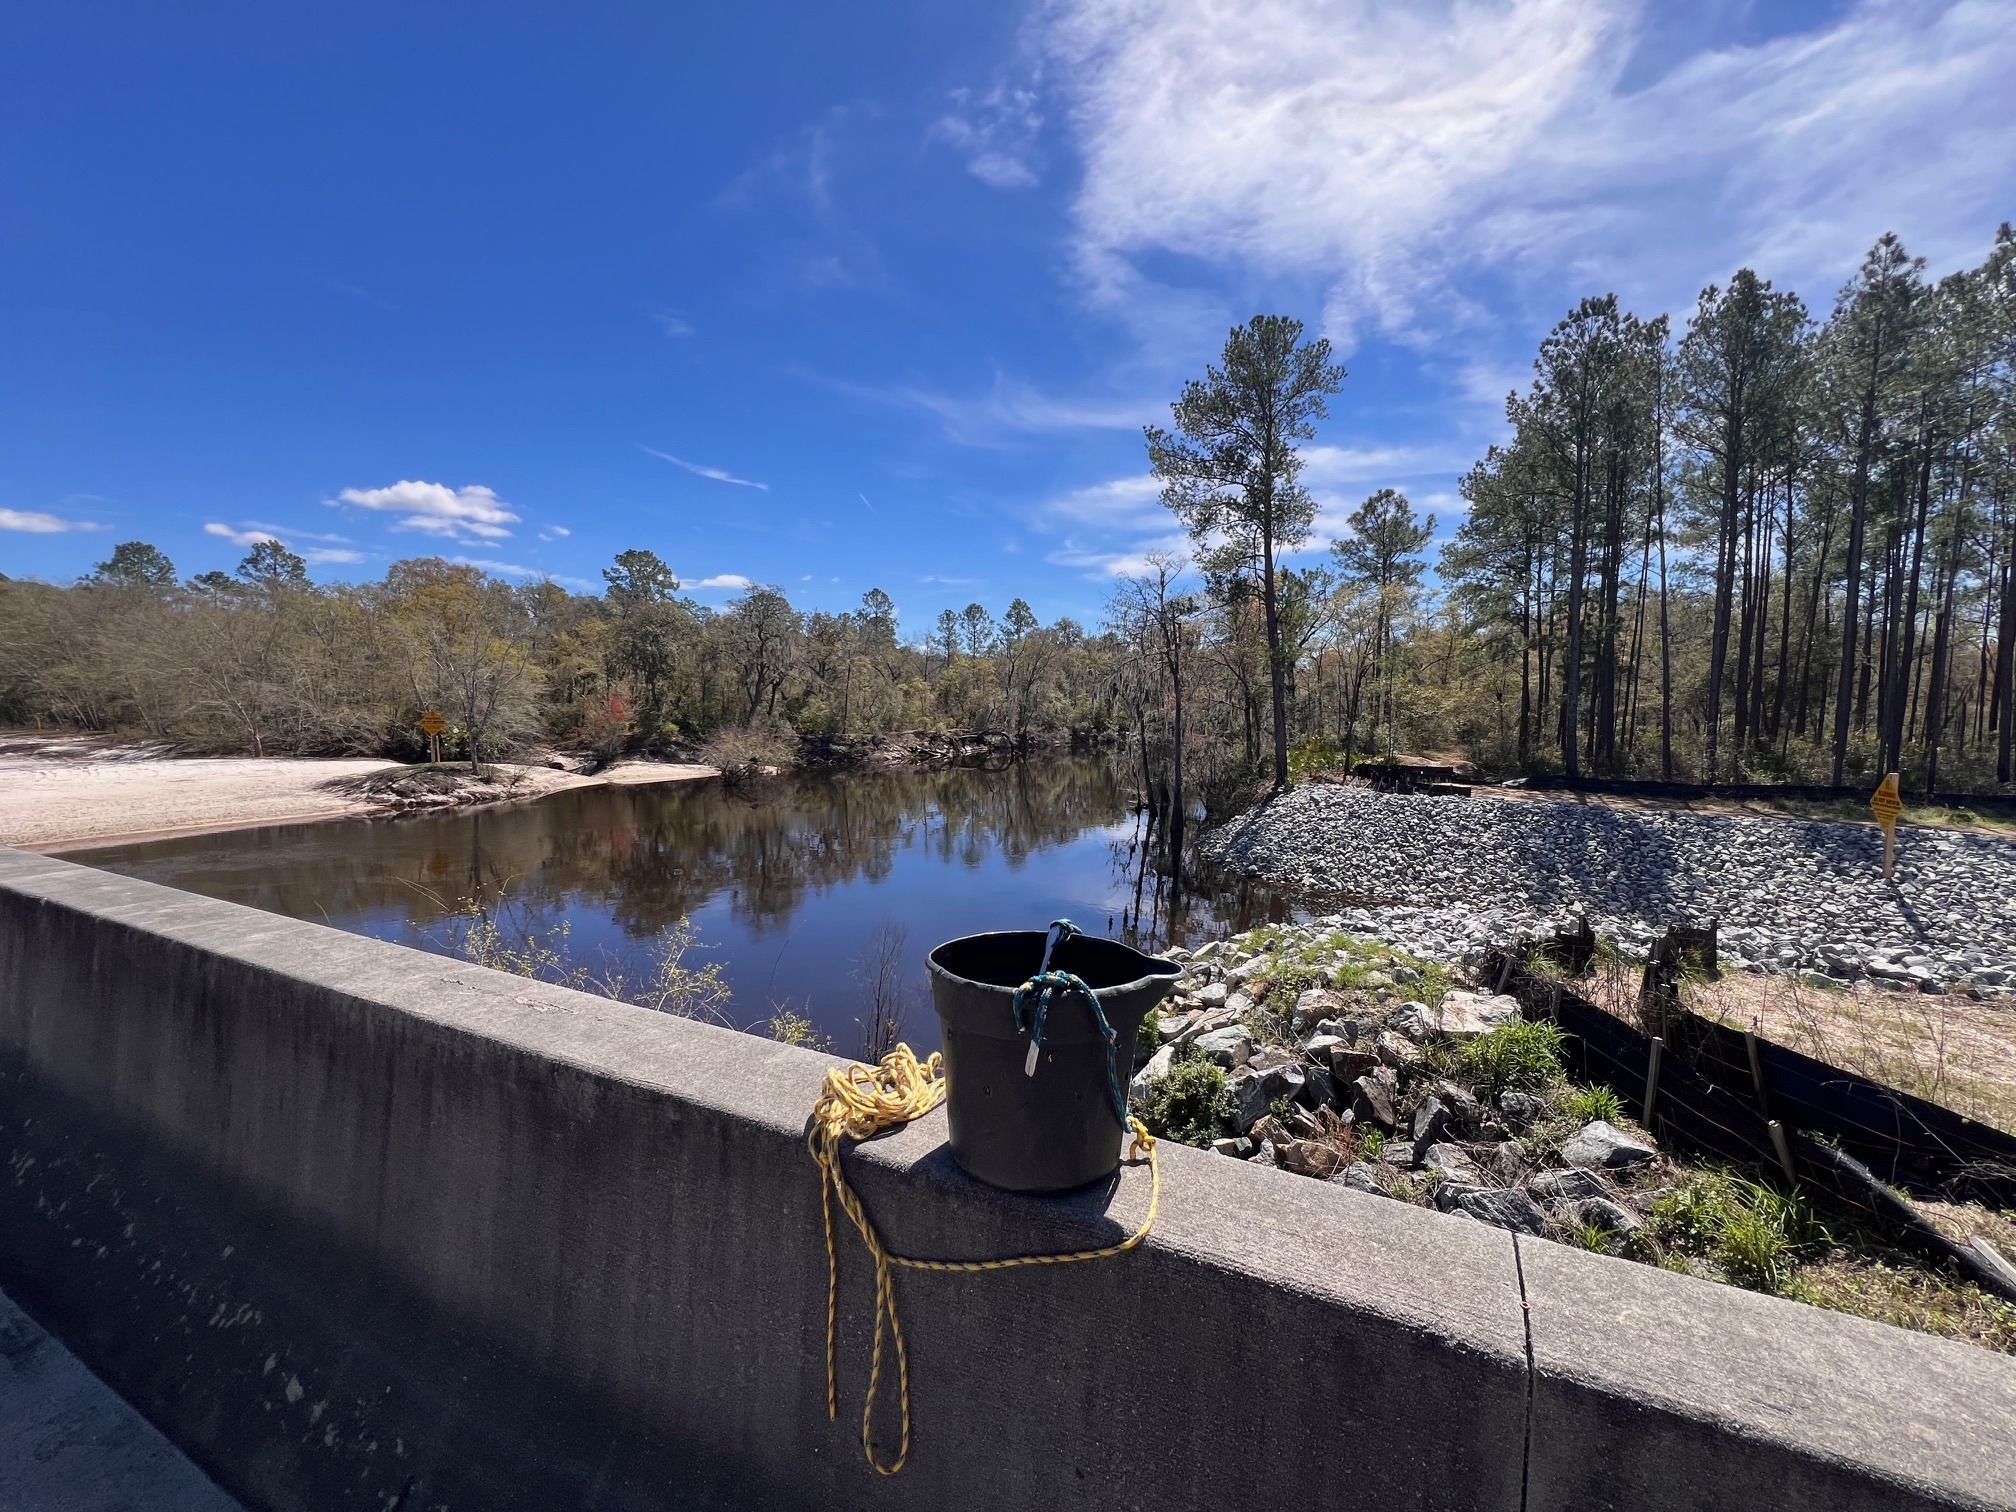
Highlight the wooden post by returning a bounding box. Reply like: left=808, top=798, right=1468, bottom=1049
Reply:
left=1744, top=1028, right=1768, bottom=1112
left=1768, top=1120, right=1798, bottom=1184
left=1642, top=1036, right=1665, bottom=1130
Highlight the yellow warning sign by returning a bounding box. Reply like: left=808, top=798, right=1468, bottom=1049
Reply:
left=420, top=710, right=447, bottom=735
left=1870, top=772, right=1903, bottom=825
left=1871, top=772, right=1902, bottom=880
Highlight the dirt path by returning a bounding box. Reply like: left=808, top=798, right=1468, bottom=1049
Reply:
left=0, top=738, right=717, bottom=851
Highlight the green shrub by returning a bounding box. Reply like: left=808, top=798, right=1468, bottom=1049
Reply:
left=1136, top=1007, right=1162, bottom=1057
left=1288, top=734, right=1343, bottom=782
left=765, top=1009, right=832, bottom=1051
left=1557, top=1084, right=1625, bottom=1124
left=1649, top=1172, right=1827, bottom=1294
left=1462, top=1020, right=1565, bottom=1100
left=1139, top=1043, right=1235, bottom=1149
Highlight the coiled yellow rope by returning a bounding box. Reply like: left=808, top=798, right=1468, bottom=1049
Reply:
left=806, top=1043, right=1160, bottom=1476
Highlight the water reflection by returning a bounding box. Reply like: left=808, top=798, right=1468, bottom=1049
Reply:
left=73, top=758, right=1300, bottom=1053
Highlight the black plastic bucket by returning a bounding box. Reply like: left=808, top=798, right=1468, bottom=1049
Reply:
left=927, top=930, right=1181, bottom=1193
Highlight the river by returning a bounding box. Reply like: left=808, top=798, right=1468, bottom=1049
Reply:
left=70, top=757, right=1299, bottom=1055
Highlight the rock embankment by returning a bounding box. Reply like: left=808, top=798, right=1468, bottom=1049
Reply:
left=1131, top=923, right=1672, bottom=1250
left=1201, top=785, right=2016, bottom=993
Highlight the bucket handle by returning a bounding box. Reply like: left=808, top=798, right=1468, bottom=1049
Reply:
left=1012, top=920, right=1129, bottom=1124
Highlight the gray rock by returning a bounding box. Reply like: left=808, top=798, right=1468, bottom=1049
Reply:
left=1291, top=987, right=1347, bottom=1032
left=1389, top=1001, right=1434, bottom=1041
left=1559, top=1120, right=1658, bottom=1171
left=1350, top=1067, right=1398, bottom=1131
left=1422, top=1142, right=1482, bottom=1184
left=1573, top=1197, right=1642, bottom=1236
left=1174, top=1005, right=1239, bottom=1044
left=1193, top=1025, right=1253, bottom=1067
left=1210, top=1136, right=1253, bottom=1159
left=1373, top=1029, right=1420, bottom=1069
left=1410, top=1094, right=1451, bottom=1151
left=1498, top=1090, right=1545, bottom=1128
left=1329, top=1044, right=1380, bottom=1081
left=1484, top=1139, right=1527, bottom=1186
left=1191, top=981, right=1229, bottom=1009
left=1433, top=1179, right=1484, bottom=1212
left=1434, top=991, right=1521, bottom=1039
left=1298, top=1062, right=1338, bottom=1111
left=1127, top=1043, right=1176, bottom=1108
left=1232, top=1062, right=1305, bottom=1131
left=1341, top=1162, right=1382, bottom=1194
left=1458, top=1188, right=1548, bottom=1235
left=1529, top=1167, right=1611, bottom=1204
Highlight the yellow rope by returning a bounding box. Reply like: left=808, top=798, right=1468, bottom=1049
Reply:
left=806, top=1043, right=1160, bottom=1476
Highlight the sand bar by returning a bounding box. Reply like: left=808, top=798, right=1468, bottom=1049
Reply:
left=0, top=739, right=717, bottom=851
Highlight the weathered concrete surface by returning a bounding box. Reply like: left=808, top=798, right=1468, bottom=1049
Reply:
left=1519, top=1235, right=2016, bottom=1510
left=0, top=843, right=2011, bottom=1510
left=0, top=1284, right=242, bottom=1511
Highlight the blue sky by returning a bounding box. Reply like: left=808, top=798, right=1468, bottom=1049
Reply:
left=4, top=0, right=2012, bottom=632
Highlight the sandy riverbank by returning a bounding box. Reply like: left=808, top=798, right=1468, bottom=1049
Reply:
left=0, top=738, right=717, bottom=851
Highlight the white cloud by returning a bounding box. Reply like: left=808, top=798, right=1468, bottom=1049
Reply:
left=649, top=309, right=695, bottom=338
left=1, top=508, right=102, bottom=533
left=931, top=83, right=1044, bottom=189
left=1300, top=445, right=1465, bottom=486
left=1046, top=532, right=1192, bottom=579
left=1045, top=473, right=1164, bottom=529
left=452, top=557, right=547, bottom=579
left=692, top=573, right=753, bottom=590
left=204, top=522, right=278, bottom=548
left=538, top=525, right=571, bottom=541
left=243, top=521, right=352, bottom=544
left=333, top=480, right=521, bottom=541
left=205, top=522, right=362, bottom=564
left=1045, top=0, right=2016, bottom=341
left=639, top=446, right=769, bottom=490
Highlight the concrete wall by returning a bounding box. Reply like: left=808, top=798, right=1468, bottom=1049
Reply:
left=0, top=845, right=2011, bottom=1512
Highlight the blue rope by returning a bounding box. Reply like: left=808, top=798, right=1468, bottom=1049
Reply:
left=1012, top=920, right=1129, bottom=1127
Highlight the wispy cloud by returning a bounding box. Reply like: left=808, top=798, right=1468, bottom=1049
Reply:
left=333, top=480, right=521, bottom=541
left=538, top=525, right=572, bottom=541
left=452, top=556, right=544, bottom=578
left=648, top=308, right=695, bottom=338
left=930, top=82, right=1044, bottom=189
left=205, top=522, right=277, bottom=549
left=691, top=572, right=754, bottom=590
left=315, top=276, right=398, bottom=311
left=242, top=520, right=353, bottom=545
left=810, top=370, right=1157, bottom=448
left=1045, top=0, right=2016, bottom=345
left=640, top=445, right=769, bottom=490
left=205, top=521, right=363, bottom=564
left=1, top=508, right=102, bottom=533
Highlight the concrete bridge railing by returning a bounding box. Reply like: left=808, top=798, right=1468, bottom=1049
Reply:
left=1, top=845, right=2012, bottom=1510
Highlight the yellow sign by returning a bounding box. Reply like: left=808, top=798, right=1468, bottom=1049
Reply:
left=420, top=710, right=446, bottom=735
left=1870, top=772, right=1902, bottom=824
left=1871, top=771, right=1902, bottom=880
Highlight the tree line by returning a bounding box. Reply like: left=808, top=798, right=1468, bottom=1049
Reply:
left=1445, top=225, right=2016, bottom=792
left=6, top=222, right=2010, bottom=816
left=1109, top=225, right=2016, bottom=858
left=0, top=539, right=1132, bottom=764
